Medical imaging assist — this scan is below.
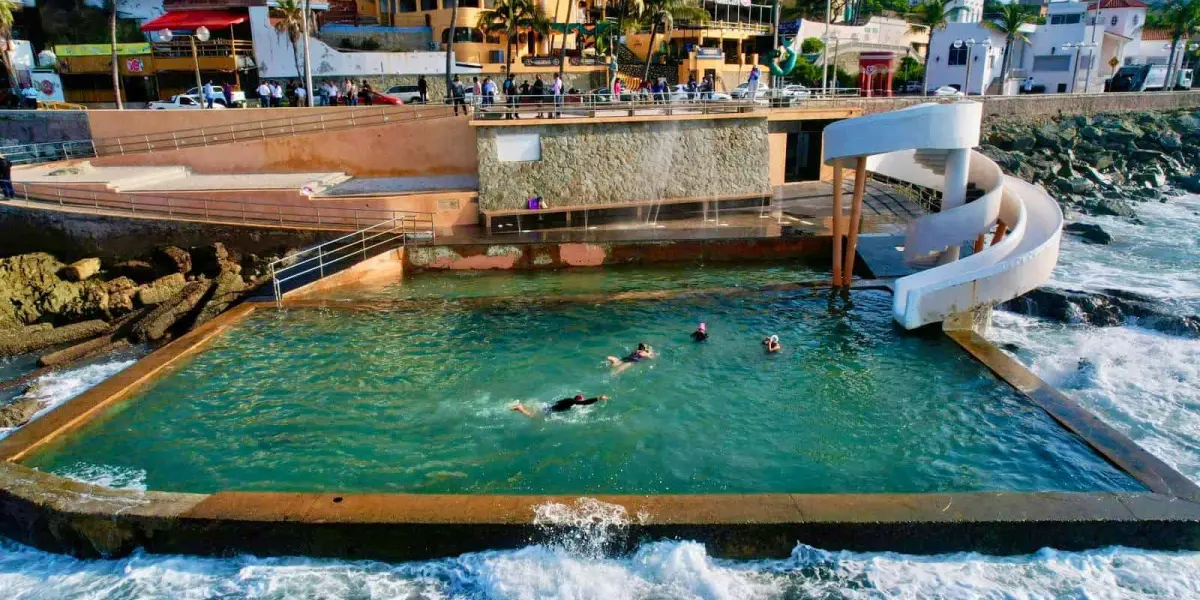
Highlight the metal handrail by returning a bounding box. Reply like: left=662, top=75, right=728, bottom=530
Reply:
left=9, top=181, right=436, bottom=231
left=269, top=214, right=434, bottom=302
left=0, top=140, right=98, bottom=165
left=90, top=105, right=456, bottom=157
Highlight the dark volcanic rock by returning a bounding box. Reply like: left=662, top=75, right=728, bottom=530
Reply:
left=1063, top=223, right=1113, bottom=244
left=0, top=397, right=40, bottom=428
left=1002, top=287, right=1200, bottom=338
left=152, top=246, right=192, bottom=276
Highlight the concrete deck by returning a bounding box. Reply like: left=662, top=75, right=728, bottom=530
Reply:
left=319, top=174, right=480, bottom=197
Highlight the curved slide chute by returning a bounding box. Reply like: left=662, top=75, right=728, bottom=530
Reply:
left=822, top=101, right=1063, bottom=329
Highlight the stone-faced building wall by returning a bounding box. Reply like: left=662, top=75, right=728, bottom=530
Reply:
left=476, top=116, right=770, bottom=211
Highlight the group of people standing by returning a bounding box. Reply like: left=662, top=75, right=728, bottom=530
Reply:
left=253, top=79, right=376, bottom=108
left=449, top=73, right=567, bottom=119
left=201, top=81, right=236, bottom=109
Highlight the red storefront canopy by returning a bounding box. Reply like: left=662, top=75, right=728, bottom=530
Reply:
left=140, top=10, right=248, bottom=33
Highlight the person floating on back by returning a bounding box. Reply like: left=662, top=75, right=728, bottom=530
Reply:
left=606, top=342, right=654, bottom=373
left=763, top=335, right=781, bottom=353
left=691, top=323, right=708, bottom=342
left=512, top=394, right=608, bottom=418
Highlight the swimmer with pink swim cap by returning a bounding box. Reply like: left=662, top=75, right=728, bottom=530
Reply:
left=691, top=322, right=708, bottom=342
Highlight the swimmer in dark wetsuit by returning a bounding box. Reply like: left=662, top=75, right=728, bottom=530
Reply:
left=605, top=342, right=654, bottom=373
left=512, top=394, right=608, bottom=418
left=691, top=323, right=708, bottom=342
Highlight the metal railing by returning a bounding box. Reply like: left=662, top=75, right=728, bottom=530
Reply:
left=269, top=214, right=434, bottom=302
left=8, top=181, right=421, bottom=231
left=91, top=105, right=456, bottom=157
left=0, top=140, right=98, bottom=164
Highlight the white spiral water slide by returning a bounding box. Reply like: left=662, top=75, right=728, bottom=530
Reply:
left=823, top=101, right=1064, bottom=329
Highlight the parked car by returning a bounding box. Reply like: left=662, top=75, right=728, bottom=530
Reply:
left=729, top=82, right=771, bottom=99
left=148, top=95, right=227, bottom=110
left=781, top=84, right=812, bottom=99
left=587, top=87, right=635, bottom=103
left=384, top=84, right=423, bottom=103
left=365, top=90, right=403, bottom=105
left=182, top=86, right=247, bottom=108
left=931, top=85, right=964, bottom=97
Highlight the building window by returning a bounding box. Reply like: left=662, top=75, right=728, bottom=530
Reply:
left=1110, top=15, right=1118, bottom=26
left=948, top=43, right=968, bottom=66
left=1033, top=55, right=1071, bottom=72
left=1049, top=13, right=1082, bottom=25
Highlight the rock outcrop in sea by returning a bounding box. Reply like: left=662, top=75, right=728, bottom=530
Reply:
left=0, top=244, right=278, bottom=428
left=982, top=110, right=1200, bottom=218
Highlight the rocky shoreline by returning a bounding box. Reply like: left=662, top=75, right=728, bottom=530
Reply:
left=982, top=109, right=1200, bottom=221
left=0, top=245, right=277, bottom=427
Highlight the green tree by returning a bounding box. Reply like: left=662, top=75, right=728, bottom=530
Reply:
left=907, top=0, right=965, bottom=94
left=272, top=0, right=310, bottom=84
left=478, top=0, right=550, bottom=75
left=801, top=37, right=824, bottom=54
left=639, top=0, right=709, bottom=80
left=895, top=54, right=924, bottom=84
left=1156, top=0, right=1200, bottom=89
left=982, top=3, right=1035, bottom=85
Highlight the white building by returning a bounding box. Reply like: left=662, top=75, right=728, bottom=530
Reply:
left=925, top=0, right=1165, bottom=95
left=947, top=0, right=984, bottom=23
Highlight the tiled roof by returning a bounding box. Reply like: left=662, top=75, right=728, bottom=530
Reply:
left=1141, top=28, right=1174, bottom=41
left=1086, top=0, right=1147, bottom=9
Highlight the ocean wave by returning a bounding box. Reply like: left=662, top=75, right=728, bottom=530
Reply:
left=2, top=538, right=1200, bottom=599
left=0, top=359, right=135, bottom=440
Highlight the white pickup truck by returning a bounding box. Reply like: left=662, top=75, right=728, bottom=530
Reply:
left=147, top=95, right=227, bottom=110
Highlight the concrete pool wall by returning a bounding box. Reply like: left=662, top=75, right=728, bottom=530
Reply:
left=2, top=282, right=1200, bottom=560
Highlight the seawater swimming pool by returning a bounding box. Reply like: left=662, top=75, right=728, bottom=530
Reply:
left=23, top=265, right=1141, bottom=496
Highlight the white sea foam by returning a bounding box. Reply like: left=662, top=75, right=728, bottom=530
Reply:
left=0, top=359, right=135, bottom=439
left=51, top=462, right=149, bottom=492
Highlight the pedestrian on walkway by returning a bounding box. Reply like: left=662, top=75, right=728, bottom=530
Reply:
left=747, top=65, right=761, bottom=101
left=270, top=80, right=284, bottom=107
left=202, top=80, right=216, bottom=109
left=503, top=74, right=517, bottom=119
left=450, top=75, right=467, bottom=116
left=418, top=75, right=428, bottom=103
left=482, top=77, right=497, bottom=107
left=345, top=79, right=358, bottom=106
left=552, top=74, right=564, bottom=118
left=256, top=81, right=271, bottom=108
left=360, top=80, right=373, bottom=105
left=0, top=153, right=13, bottom=199
left=295, top=83, right=308, bottom=107
left=532, top=75, right=545, bottom=118
left=223, top=82, right=233, bottom=107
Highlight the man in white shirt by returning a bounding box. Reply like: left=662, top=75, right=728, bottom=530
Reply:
left=256, top=82, right=270, bottom=108
left=295, top=85, right=307, bottom=107
left=270, top=81, right=284, bottom=107
left=551, top=74, right=564, bottom=118
left=202, top=81, right=216, bottom=109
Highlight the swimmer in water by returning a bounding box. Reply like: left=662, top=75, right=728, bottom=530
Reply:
left=606, top=342, right=654, bottom=373
left=763, top=334, right=781, bottom=353
left=691, top=322, right=708, bottom=342
left=511, top=394, right=608, bottom=418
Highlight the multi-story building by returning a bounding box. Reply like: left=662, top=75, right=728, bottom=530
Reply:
left=924, top=0, right=1170, bottom=95
left=947, top=0, right=983, bottom=23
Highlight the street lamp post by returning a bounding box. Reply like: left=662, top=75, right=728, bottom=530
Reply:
left=1061, top=42, right=1095, bottom=94
left=158, top=27, right=210, bottom=108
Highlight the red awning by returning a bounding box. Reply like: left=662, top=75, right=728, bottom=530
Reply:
left=140, top=10, right=248, bottom=33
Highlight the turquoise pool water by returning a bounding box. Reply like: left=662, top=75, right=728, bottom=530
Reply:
left=312, top=262, right=826, bottom=301
left=25, top=272, right=1139, bottom=495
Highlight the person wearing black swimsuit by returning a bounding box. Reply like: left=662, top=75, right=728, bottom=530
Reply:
left=606, top=343, right=654, bottom=373
left=512, top=394, right=608, bottom=418
left=691, top=323, right=708, bottom=342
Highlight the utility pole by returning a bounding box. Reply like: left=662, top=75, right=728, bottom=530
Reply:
left=1084, top=10, right=1100, bottom=93
left=822, top=0, right=831, bottom=94
left=301, top=0, right=314, bottom=106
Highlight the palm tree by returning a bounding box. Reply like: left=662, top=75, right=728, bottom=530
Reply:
left=639, top=0, right=709, bottom=81
left=1158, top=0, right=1200, bottom=90
left=272, top=0, right=308, bottom=83
left=478, top=0, right=550, bottom=75
left=982, top=2, right=1034, bottom=91
left=907, top=0, right=965, bottom=94
left=108, top=0, right=122, bottom=109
